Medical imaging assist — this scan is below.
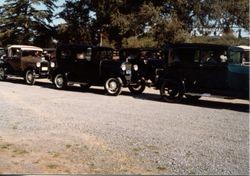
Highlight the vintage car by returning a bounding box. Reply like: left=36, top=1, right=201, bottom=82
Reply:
left=0, top=45, right=55, bottom=85
left=43, top=48, right=56, bottom=62
left=0, top=47, right=5, bottom=59
left=119, top=48, right=164, bottom=94
left=157, top=43, right=249, bottom=103
left=51, top=44, right=140, bottom=96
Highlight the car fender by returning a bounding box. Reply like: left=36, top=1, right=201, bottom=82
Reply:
left=161, top=77, right=186, bottom=93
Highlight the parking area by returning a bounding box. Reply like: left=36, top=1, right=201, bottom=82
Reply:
left=0, top=78, right=249, bottom=174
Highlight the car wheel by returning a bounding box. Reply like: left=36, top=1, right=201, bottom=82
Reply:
left=104, top=77, right=122, bottom=96
left=128, top=82, right=146, bottom=94
left=0, top=67, right=6, bottom=81
left=54, top=73, right=67, bottom=89
left=160, top=80, right=184, bottom=103
left=185, top=95, right=201, bottom=101
left=80, top=83, right=91, bottom=91
left=24, top=69, right=35, bottom=85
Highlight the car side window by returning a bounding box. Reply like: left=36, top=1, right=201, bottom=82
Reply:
left=242, top=51, right=249, bottom=65
left=22, top=50, right=36, bottom=57
left=172, top=48, right=196, bottom=64
left=74, top=49, right=91, bottom=61
left=201, top=50, right=227, bottom=64
left=60, top=49, right=71, bottom=60
left=92, top=50, right=113, bottom=61
left=11, top=48, right=21, bottom=58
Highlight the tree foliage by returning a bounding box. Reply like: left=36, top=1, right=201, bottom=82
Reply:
left=0, top=0, right=57, bottom=46
left=0, top=0, right=248, bottom=47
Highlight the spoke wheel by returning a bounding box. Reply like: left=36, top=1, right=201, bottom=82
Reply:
left=54, top=73, right=67, bottom=89
left=0, top=67, right=6, bottom=81
left=24, top=69, right=35, bottom=85
left=160, top=80, right=184, bottom=103
left=128, top=82, right=146, bottom=94
left=104, top=77, right=122, bottom=96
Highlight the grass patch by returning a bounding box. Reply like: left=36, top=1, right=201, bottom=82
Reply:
left=48, top=151, right=60, bottom=157
left=146, top=145, right=159, bottom=150
left=65, top=144, right=72, bottom=149
left=47, top=164, right=58, bottom=169
left=157, top=166, right=167, bottom=171
left=0, top=143, right=13, bottom=149
left=132, top=147, right=141, bottom=152
left=13, top=148, right=29, bottom=155
left=33, top=160, right=40, bottom=164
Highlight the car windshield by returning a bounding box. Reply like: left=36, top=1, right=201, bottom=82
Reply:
left=0, top=49, right=5, bottom=56
left=121, top=49, right=161, bottom=61
left=92, top=49, right=113, bottom=61
left=22, top=50, right=42, bottom=57
left=60, top=47, right=91, bottom=61
left=229, top=51, right=250, bottom=65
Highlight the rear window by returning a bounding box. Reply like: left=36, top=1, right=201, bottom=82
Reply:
left=92, top=49, right=113, bottom=61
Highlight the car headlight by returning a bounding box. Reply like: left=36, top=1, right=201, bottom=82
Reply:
left=133, top=64, right=138, bottom=71
left=121, top=64, right=126, bottom=71
left=36, top=62, right=41, bottom=68
left=50, top=62, right=55, bottom=68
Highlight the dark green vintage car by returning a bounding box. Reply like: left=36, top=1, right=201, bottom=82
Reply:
left=157, top=43, right=249, bottom=103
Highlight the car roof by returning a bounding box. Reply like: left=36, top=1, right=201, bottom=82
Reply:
left=120, top=47, right=160, bottom=52
left=57, top=44, right=113, bottom=51
left=166, top=43, right=229, bottom=50
left=8, top=45, right=43, bottom=51
left=43, top=48, right=56, bottom=51
left=229, top=45, right=250, bottom=52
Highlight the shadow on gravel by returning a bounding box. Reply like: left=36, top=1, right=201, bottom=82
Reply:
left=181, top=99, right=249, bottom=113
left=37, top=81, right=250, bottom=113
left=132, top=91, right=249, bottom=113
left=5, top=78, right=249, bottom=113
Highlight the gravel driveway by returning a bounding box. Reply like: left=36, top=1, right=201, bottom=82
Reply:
left=0, top=78, right=249, bottom=175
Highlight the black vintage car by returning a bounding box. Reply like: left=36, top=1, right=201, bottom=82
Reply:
left=0, top=47, right=5, bottom=59
left=119, top=48, right=164, bottom=94
left=51, top=44, right=140, bottom=96
left=157, top=43, right=249, bottom=103
left=0, top=45, right=55, bottom=85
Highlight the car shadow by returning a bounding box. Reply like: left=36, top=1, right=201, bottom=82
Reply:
left=37, top=81, right=250, bottom=113
left=4, top=78, right=249, bottom=113
left=129, top=91, right=249, bottom=113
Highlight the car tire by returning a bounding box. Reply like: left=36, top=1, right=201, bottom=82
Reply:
left=0, top=66, right=6, bottom=81
left=24, top=69, right=35, bottom=85
left=104, top=77, right=122, bottom=96
left=160, top=80, right=184, bottom=103
left=185, top=95, right=201, bottom=101
left=128, top=82, right=146, bottom=94
left=80, top=83, right=91, bottom=91
left=54, top=73, right=67, bottom=89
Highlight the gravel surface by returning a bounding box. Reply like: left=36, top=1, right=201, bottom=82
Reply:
left=0, top=78, right=249, bottom=175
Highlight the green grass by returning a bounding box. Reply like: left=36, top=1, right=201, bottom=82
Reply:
left=0, top=143, right=13, bottom=149
left=65, top=144, right=72, bottom=149
left=47, top=164, right=58, bottom=169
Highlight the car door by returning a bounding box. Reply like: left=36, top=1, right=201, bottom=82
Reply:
left=68, top=47, right=97, bottom=83
left=172, top=47, right=201, bottom=92
left=6, top=48, right=22, bottom=72
left=67, top=52, right=87, bottom=82
left=85, top=48, right=103, bottom=83
left=198, top=49, right=228, bottom=91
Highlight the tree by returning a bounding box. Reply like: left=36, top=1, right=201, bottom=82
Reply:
left=0, top=0, right=57, bottom=46
left=57, top=0, right=93, bottom=44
